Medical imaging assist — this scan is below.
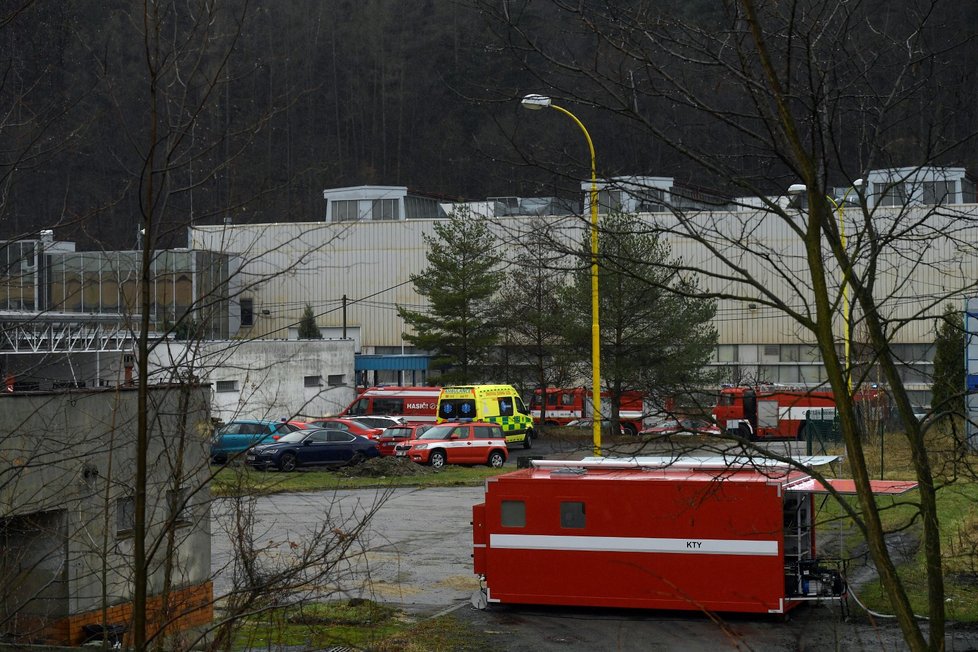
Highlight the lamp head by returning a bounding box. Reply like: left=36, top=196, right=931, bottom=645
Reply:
left=787, top=183, right=807, bottom=196
left=852, top=178, right=865, bottom=189
left=521, top=94, right=552, bottom=110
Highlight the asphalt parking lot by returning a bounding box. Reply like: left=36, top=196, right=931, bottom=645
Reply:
left=211, top=440, right=978, bottom=651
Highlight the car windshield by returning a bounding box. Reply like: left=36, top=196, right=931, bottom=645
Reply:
left=275, top=432, right=307, bottom=443
left=383, top=427, right=412, bottom=438
left=418, top=425, right=456, bottom=440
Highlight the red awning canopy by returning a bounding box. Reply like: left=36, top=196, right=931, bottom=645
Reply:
left=787, top=478, right=917, bottom=495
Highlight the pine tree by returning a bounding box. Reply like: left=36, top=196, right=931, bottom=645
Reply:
left=297, top=304, right=323, bottom=339
left=931, top=304, right=964, bottom=418
left=397, top=207, right=503, bottom=384
left=564, top=211, right=719, bottom=427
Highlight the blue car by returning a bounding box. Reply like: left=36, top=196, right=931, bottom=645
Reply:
left=245, top=428, right=380, bottom=472
left=210, top=419, right=300, bottom=464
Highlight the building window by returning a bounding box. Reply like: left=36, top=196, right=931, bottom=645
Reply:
left=716, top=345, right=738, bottom=363
left=560, top=501, right=586, bottom=529
left=240, top=298, right=254, bottom=327
left=117, top=497, right=135, bottom=537
left=167, top=488, right=191, bottom=526
left=798, top=365, right=827, bottom=384
left=216, top=380, right=239, bottom=393
left=501, top=500, right=525, bottom=527
left=332, top=200, right=360, bottom=221
left=777, top=365, right=800, bottom=383
left=327, top=374, right=344, bottom=386
left=371, top=198, right=398, bottom=220
left=597, top=189, right=623, bottom=214
left=923, top=181, right=954, bottom=205
left=304, top=375, right=322, bottom=388
left=874, top=182, right=907, bottom=207
left=635, top=188, right=665, bottom=212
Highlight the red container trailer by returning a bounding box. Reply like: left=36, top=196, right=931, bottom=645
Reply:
left=472, top=456, right=915, bottom=615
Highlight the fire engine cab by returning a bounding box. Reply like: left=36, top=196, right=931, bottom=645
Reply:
left=713, top=385, right=838, bottom=440
left=340, top=386, right=441, bottom=423
left=472, top=456, right=915, bottom=614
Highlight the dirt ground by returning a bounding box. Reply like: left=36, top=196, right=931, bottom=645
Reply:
left=335, top=455, right=436, bottom=478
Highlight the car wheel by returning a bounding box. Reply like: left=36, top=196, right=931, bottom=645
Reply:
left=278, top=452, right=298, bottom=472
left=797, top=425, right=808, bottom=442
left=622, top=423, right=638, bottom=437
left=487, top=450, right=505, bottom=468
left=522, top=431, right=533, bottom=449
left=429, top=450, right=447, bottom=469
left=347, top=452, right=366, bottom=466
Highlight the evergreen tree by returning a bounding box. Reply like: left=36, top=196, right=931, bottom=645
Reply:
left=931, top=304, right=965, bottom=419
left=495, top=235, right=576, bottom=420
left=564, top=211, right=719, bottom=430
left=398, top=207, right=504, bottom=384
left=297, top=304, right=323, bottom=339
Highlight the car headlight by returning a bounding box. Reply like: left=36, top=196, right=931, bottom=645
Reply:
left=412, top=443, right=428, bottom=450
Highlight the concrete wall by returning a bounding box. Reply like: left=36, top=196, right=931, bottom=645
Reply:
left=0, top=385, right=211, bottom=640
left=146, top=338, right=357, bottom=421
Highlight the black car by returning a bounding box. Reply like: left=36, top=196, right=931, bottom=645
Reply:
left=245, top=428, right=379, bottom=472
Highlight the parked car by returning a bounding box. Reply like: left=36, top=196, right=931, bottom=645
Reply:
left=245, top=428, right=380, bottom=471
left=639, top=418, right=720, bottom=437
left=210, top=419, right=301, bottom=464
left=303, top=417, right=384, bottom=440
left=347, top=415, right=403, bottom=430
left=394, top=421, right=508, bottom=469
left=376, top=423, right=431, bottom=456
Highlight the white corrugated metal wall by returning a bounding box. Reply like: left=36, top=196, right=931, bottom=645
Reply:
left=190, top=203, right=978, bottom=399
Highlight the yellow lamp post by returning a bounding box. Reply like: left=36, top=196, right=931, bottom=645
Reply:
left=788, top=179, right=864, bottom=393
left=522, top=93, right=603, bottom=456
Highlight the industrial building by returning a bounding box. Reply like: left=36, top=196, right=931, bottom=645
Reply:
left=190, top=169, right=978, bottom=405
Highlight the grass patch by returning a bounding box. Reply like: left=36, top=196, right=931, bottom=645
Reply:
left=814, top=424, right=978, bottom=621
left=212, top=461, right=509, bottom=496
left=370, top=614, right=493, bottom=652
left=231, top=599, right=490, bottom=652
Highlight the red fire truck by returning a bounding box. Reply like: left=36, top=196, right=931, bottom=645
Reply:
left=472, top=456, right=915, bottom=614
left=339, top=386, right=441, bottom=423
left=712, top=385, right=855, bottom=440
left=529, top=387, right=647, bottom=435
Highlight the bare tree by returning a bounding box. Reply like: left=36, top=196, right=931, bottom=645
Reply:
left=486, top=1, right=978, bottom=649
left=1, top=3, right=384, bottom=651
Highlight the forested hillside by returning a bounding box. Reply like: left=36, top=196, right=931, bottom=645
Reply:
left=1, top=1, right=976, bottom=247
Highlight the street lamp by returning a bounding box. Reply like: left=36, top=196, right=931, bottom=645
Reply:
left=522, top=93, right=603, bottom=456
left=787, top=179, right=865, bottom=393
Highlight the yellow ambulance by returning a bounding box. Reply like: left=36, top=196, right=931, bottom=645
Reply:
left=436, top=384, right=534, bottom=449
